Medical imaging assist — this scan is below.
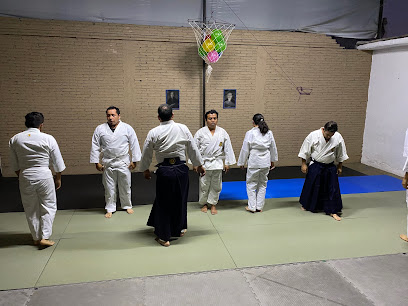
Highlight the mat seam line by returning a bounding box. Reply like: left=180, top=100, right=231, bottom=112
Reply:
left=208, top=214, right=238, bottom=268
left=33, top=209, right=76, bottom=288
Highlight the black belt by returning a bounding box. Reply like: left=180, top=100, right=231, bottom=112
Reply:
left=156, top=157, right=185, bottom=167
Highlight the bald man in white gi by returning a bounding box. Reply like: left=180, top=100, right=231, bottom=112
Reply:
left=193, top=109, right=236, bottom=215
left=90, top=106, right=141, bottom=218
left=400, top=128, right=408, bottom=242
left=9, top=112, right=65, bottom=247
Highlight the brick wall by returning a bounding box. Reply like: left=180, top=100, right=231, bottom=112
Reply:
left=0, top=17, right=371, bottom=176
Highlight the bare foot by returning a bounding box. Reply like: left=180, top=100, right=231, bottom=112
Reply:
left=105, top=212, right=113, bottom=218
left=400, top=234, right=408, bottom=242
left=201, top=204, right=208, bottom=213
left=40, top=239, right=55, bottom=247
left=210, top=205, right=218, bottom=215
left=245, top=206, right=255, bottom=213
left=155, top=237, right=170, bottom=247
left=256, top=209, right=263, bottom=212
left=33, top=240, right=40, bottom=246
left=300, top=206, right=306, bottom=211
left=331, top=213, right=342, bottom=221
left=180, top=229, right=187, bottom=237
left=126, top=208, right=134, bottom=214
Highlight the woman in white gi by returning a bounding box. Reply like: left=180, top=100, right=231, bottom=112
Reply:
left=237, top=114, right=278, bottom=213
left=400, top=128, right=408, bottom=242
left=9, top=112, right=66, bottom=247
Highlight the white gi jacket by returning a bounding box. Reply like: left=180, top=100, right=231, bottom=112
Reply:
left=9, top=128, right=66, bottom=180
left=139, top=120, right=203, bottom=170
left=193, top=126, right=236, bottom=170
left=237, top=127, right=278, bottom=169
left=90, top=121, right=141, bottom=167
left=298, top=128, right=348, bottom=164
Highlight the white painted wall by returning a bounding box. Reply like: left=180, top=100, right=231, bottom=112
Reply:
left=359, top=40, right=408, bottom=176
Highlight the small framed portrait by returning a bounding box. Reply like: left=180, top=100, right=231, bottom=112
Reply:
left=223, top=89, right=236, bottom=109
left=166, top=90, right=180, bottom=110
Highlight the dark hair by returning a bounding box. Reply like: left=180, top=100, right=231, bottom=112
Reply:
left=158, top=104, right=173, bottom=121
left=25, top=112, right=44, bottom=128
left=324, top=121, right=338, bottom=133
left=106, top=106, right=120, bottom=115
left=205, top=109, right=218, bottom=120
left=253, top=113, right=269, bottom=135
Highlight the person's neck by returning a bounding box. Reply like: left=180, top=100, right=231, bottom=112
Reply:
left=207, top=126, right=216, bottom=134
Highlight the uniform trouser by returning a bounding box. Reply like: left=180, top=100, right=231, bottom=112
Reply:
left=199, top=169, right=222, bottom=206
left=102, top=164, right=132, bottom=213
left=246, top=167, right=269, bottom=211
left=19, top=177, right=56, bottom=240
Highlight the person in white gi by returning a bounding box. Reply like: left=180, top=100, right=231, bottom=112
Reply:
left=399, top=128, right=408, bottom=242
left=193, top=110, right=236, bottom=215
left=9, top=112, right=65, bottom=247
left=140, top=104, right=205, bottom=247
left=298, top=121, right=348, bottom=221
left=237, top=114, right=278, bottom=213
left=90, top=106, right=141, bottom=218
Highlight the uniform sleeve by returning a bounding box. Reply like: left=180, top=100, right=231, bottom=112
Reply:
left=90, top=127, right=101, bottom=164
left=298, top=133, right=312, bottom=160
left=269, top=131, right=278, bottom=162
left=138, top=130, right=155, bottom=171
left=223, top=131, right=236, bottom=166
left=403, top=157, right=408, bottom=173
left=335, top=135, right=349, bottom=163
left=185, top=127, right=204, bottom=167
left=187, top=130, right=201, bottom=165
left=237, top=132, right=250, bottom=166
left=128, top=126, right=141, bottom=162
left=49, top=136, right=66, bottom=173
left=8, top=137, right=20, bottom=172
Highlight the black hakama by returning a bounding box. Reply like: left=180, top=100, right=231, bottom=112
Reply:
left=299, top=161, right=343, bottom=214
left=147, top=160, right=189, bottom=241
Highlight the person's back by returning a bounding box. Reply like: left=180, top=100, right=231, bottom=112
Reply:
left=10, top=129, right=60, bottom=179
left=9, top=112, right=65, bottom=247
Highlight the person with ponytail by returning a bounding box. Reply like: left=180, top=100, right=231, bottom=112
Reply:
left=237, top=114, right=278, bottom=213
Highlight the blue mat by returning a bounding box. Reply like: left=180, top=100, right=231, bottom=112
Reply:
left=219, top=175, right=405, bottom=201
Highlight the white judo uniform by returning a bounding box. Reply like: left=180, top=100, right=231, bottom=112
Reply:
left=194, top=126, right=236, bottom=206
left=90, top=121, right=141, bottom=213
left=298, top=128, right=349, bottom=165
left=9, top=128, right=66, bottom=240
left=237, top=127, right=278, bottom=211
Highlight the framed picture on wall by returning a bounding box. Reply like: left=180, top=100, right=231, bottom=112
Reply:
left=223, top=89, right=236, bottom=109
left=166, top=89, right=180, bottom=110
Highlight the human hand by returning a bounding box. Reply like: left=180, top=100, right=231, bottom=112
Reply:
left=224, top=165, right=229, bottom=173
left=144, top=169, right=151, bottom=180
left=240, top=166, right=245, bottom=170
left=54, top=178, right=62, bottom=190
left=337, top=166, right=342, bottom=175
left=96, top=163, right=104, bottom=172
left=197, top=165, right=206, bottom=177
left=402, top=178, right=408, bottom=189
left=193, top=166, right=198, bottom=173
left=128, top=162, right=136, bottom=170
left=301, top=164, right=308, bottom=174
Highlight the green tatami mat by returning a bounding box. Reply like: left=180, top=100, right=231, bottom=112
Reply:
left=0, top=191, right=407, bottom=290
